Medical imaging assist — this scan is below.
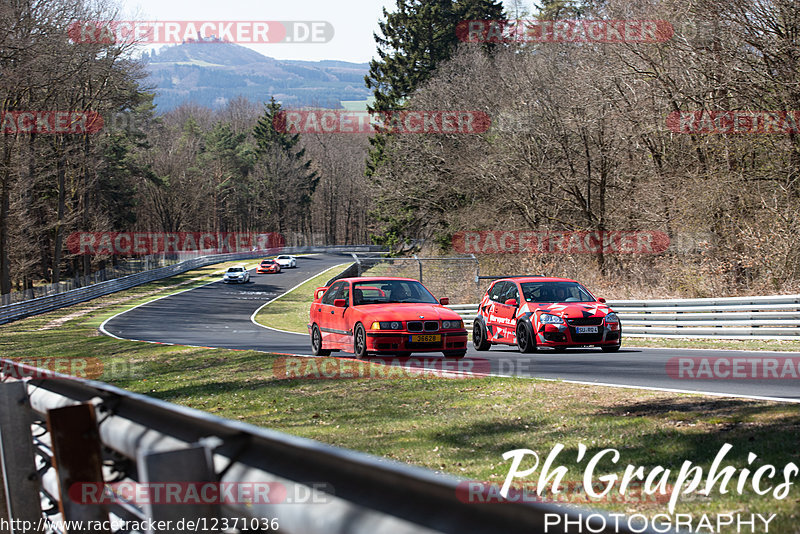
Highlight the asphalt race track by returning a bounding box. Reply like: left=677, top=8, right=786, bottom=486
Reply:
left=102, top=253, right=800, bottom=403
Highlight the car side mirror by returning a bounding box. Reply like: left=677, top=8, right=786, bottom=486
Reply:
left=505, top=298, right=518, bottom=306
left=315, top=287, right=327, bottom=299
left=334, top=299, right=347, bottom=308
left=598, top=297, right=606, bottom=303
left=439, top=297, right=450, bottom=306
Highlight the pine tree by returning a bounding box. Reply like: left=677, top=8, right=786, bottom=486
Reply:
left=365, top=0, right=506, bottom=176
left=252, top=97, right=319, bottom=235
left=366, top=0, right=505, bottom=113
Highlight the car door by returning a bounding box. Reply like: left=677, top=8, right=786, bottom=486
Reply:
left=485, top=281, right=510, bottom=342
left=493, top=282, right=520, bottom=342
left=315, top=281, right=345, bottom=347
left=331, top=282, right=351, bottom=347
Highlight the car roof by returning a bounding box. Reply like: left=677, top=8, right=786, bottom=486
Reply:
left=340, top=277, right=420, bottom=283
left=229, top=265, right=246, bottom=269
left=495, top=277, right=579, bottom=284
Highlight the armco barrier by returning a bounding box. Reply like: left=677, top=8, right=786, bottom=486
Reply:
left=0, top=362, right=655, bottom=534
left=0, top=246, right=385, bottom=325
left=449, top=294, right=800, bottom=340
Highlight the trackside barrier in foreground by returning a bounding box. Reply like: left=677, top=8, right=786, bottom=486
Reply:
left=0, top=246, right=386, bottom=325
left=449, top=294, right=800, bottom=340
left=0, top=361, right=655, bottom=534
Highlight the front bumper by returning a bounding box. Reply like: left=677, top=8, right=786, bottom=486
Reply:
left=366, top=330, right=468, bottom=353
left=223, top=277, right=247, bottom=283
left=537, top=322, right=621, bottom=347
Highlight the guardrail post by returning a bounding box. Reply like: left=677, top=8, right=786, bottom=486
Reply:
left=46, top=404, right=110, bottom=533
left=0, top=382, right=45, bottom=532
left=138, top=444, right=219, bottom=532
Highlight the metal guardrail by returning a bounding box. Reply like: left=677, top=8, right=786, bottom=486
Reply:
left=0, top=246, right=386, bottom=325
left=0, top=362, right=653, bottom=534
left=448, top=295, right=800, bottom=340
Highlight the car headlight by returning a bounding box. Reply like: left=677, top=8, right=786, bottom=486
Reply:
left=371, top=321, right=403, bottom=330
left=539, top=313, right=564, bottom=325
left=442, top=320, right=463, bottom=329
left=604, top=312, right=619, bottom=323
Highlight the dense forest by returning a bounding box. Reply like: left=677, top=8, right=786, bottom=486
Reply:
left=368, top=0, right=800, bottom=297
left=1, top=0, right=799, bottom=298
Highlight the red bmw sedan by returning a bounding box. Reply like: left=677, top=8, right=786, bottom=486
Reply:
left=308, top=277, right=468, bottom=358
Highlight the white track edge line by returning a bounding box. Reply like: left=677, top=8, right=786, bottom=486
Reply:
left=99, top=261, right=260, bottom=339
left=489, top=374, right=800, bottom=404
left=249, top=263, right=351, bottom=336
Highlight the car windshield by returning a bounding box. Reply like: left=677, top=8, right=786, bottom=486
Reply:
left=520, top=281, right=594, bottom=303
left=228, top=267, right=245, bottom=272
left=262, top=260, right=273, bottom=264
left=277, top=256, right=289, bottom=259
left=352, top=280, right=438, bottom=305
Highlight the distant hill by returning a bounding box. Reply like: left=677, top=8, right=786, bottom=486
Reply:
left=143, top=41, right=371, bottom=112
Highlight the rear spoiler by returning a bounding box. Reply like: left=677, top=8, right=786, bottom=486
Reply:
left=476, top=275, right=545, bottom=281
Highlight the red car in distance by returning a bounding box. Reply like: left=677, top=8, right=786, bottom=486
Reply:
left=473, top=276, right=621, bottom=353
left=257, top=259, right=281, bottom=274
left=308, top=277, right=468, bottom=358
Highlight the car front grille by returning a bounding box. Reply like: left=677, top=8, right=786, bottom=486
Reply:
left=569, top=328, right=604, bottom=343
left=407, top=321, right=440, bottom=332
left=568, top=317, right=603, bottom=326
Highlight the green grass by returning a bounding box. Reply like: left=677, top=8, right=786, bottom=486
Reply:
left=2, top=264, right=799, bottom=531
left=252, top=263, right=349, bottom=332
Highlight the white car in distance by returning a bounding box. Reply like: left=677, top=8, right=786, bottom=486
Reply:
left=275, top=255, right=297, bottom=268
left=223, top=265, right=250, bottom=284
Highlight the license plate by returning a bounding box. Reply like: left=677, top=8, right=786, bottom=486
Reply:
left=576, top=326, right=598, bottom=334
left=409, top=334, right=441, bottom=343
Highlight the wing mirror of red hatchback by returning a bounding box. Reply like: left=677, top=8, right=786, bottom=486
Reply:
left=333, top=299, right=347, bottom=308
left=598, top=297, right=606, bottom=303
left=439, top=297, right=450, bottom=305
left=505, top=298, right=518, bottom=306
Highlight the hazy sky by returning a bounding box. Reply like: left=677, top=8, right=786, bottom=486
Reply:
left=118, top=0, right=399, bottom=63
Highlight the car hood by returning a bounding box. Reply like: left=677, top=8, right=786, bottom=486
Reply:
left=355, top=303, right=462, bottom=321
left=524, top=302, right=614, bottom=318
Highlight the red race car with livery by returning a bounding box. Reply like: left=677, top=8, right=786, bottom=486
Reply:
left=308, top=277, right=468, bottom=358
left=472, top=276, right=621, bottom=353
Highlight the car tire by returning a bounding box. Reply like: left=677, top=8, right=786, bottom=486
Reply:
left=311, top=325, right=331, bottom=356
left=516, top=322, right=537, bottom=353
left=472, top=320, right=491, bottom=351
left=601, top=344, right=621, bottom=353
left=354, top=323, right=368, bottom=359
left=443, top=350, right=467, bottom=359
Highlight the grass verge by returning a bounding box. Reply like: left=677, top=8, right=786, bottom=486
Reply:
left=252, top=263, right=349, bottom=332
left=1, top=265, right=798, bottom=531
